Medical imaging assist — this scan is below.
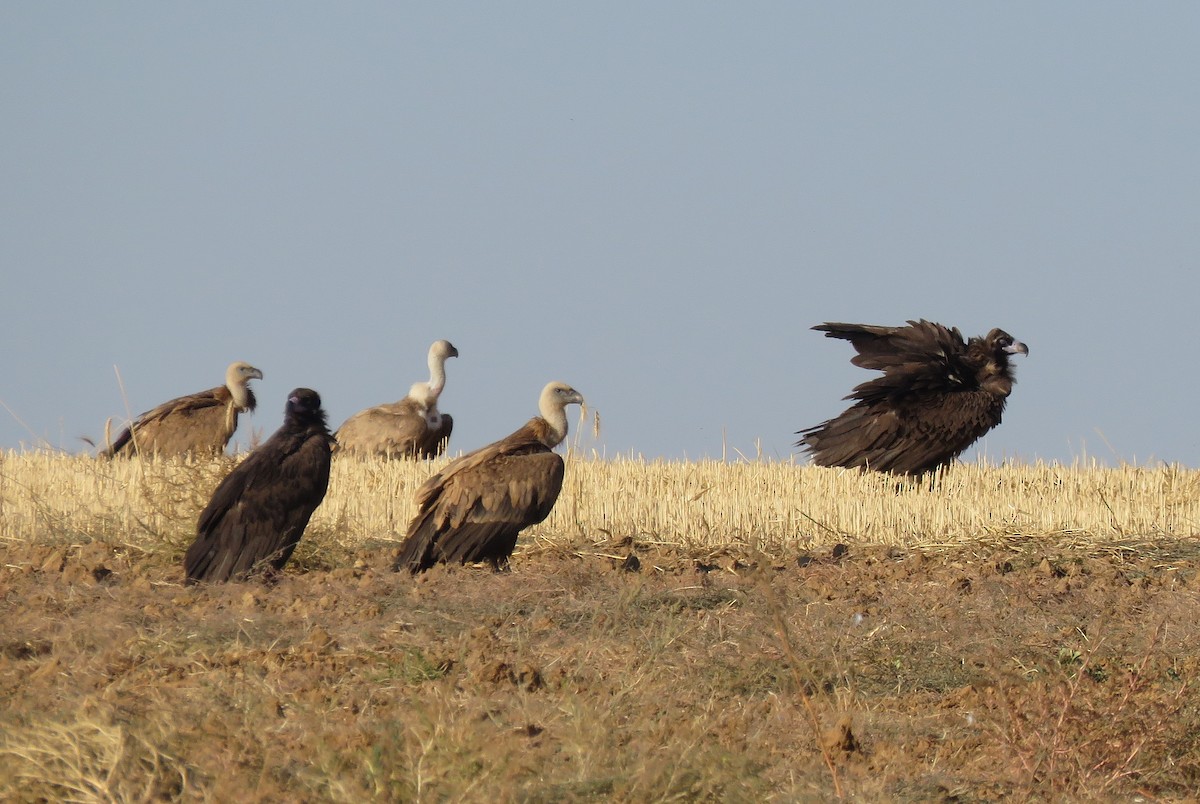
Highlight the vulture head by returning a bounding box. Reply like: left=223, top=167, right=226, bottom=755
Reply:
left=538, top=381, right=586, bottom=448
left=225, top=361, right=264, bottom=410
left=992, top=329, right=1030, bottom=358
left=973, top=329, right=1029, bottom=398
left=286, top=388, right=327, bottom=426
left=429, top=339, right=459, bottom=362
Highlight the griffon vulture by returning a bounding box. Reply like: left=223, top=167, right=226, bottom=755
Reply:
left=797, top=320, right=1029, bottom=475
left=184, top=388, right=335, bottom=583
left=102, top=361, right=263, bottom=458
left=394, top=381, right=585, bottom=573
left=335, top=339, right=459, bottom=458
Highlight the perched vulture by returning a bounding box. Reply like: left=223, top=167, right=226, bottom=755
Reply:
left=394, top=381, right=585, bottom=573
left=184, top=388, right=336, bottom=583
left=335, top=339, right=459, bottom=458
left=102, top=361, right=263, bottom=458
left=797, top=320, right=1029, bottom=475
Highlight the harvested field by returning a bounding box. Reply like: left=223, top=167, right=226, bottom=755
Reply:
left=5, top=453, right=1200, bottom=552
left=3, top=453, right=1200, bottom=800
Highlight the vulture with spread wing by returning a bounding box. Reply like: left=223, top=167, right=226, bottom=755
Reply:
left=394, top=381, right=585, bottom=573
left=335, top=339, right=458, bottom=458
left=184, top=388, right=336, bottom=583
left=102, top=361, right=262, bottom=458
left=797, top=320, right=1028, bottom=475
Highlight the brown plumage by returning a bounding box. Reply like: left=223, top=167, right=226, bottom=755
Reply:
left=394, top=381, right=585, bottom=573
left=797, top=320, right=1029, bottom=475
left=336, top=382, right=437, bottom=458
left=335, top=340, right=458, bottom=458
left=102, top=361, right=262, bottom=458
left=184, top=388, right=335, bottom=583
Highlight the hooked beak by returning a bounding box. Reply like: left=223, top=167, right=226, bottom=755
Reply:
left=1004, top=341, right=1029, bottom=357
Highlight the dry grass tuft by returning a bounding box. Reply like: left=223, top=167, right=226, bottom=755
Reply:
left=988, top=620, right=1199, bottom=798
left=0, top=716, right=197, bottom=801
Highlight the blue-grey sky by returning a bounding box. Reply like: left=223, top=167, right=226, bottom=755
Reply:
left=3, top=4, right=1198, bottom=465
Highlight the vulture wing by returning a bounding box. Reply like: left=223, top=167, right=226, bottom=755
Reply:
left=814, top=320, right=977, bottom=395
left=335, top=399, right=427, bottom=458
left=798, top=388, right=1007, bottom=474
left=395, top=425, right=564, bottom=572
left=105, top=386, right=238, bottom=457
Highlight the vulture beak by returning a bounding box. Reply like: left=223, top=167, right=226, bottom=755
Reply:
left=1004, top=341, right=1029, bottom=357
left=248, top=367, right=265, bottom=380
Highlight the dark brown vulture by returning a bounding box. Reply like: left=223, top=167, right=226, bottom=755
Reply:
left=393, top=381, right=585, bottom=573
left=184, top=388, right=336, bottom=583
left=797, top=320, right=1029, bottom=475
left=335, top=339, right=458, bottom=458
left=102, top=361, right=263, bottom=458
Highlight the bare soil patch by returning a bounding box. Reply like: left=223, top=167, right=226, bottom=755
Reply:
left=4, top=534, right=1200, bottom=800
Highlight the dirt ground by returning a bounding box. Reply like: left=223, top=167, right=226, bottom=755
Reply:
left=3, top=534, right=1200, bottom=801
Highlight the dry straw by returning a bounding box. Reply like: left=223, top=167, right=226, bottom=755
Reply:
left=3, top=451, right=1199, bottom=554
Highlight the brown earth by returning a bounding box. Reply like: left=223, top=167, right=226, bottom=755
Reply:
left=3, top=534, right=1200, bottom=801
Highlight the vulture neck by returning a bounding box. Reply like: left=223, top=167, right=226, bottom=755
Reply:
left=981, top=369, right=1015, bottom=398
left=537, top=402, right=569, bottom=448
left=226, top=377, right=252, bottom=410
left=288, top=409, right=329, bottom=433
left=427, top=352, right=448, bottom=397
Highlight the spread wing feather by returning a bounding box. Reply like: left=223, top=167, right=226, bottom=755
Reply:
left=815, top=320, right=976, bottom=395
